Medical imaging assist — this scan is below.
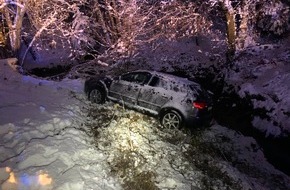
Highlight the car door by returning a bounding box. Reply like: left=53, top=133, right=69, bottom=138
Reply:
left=137, top=76, right=171, bottom=112
left=109, top=72, right=151, bottom=106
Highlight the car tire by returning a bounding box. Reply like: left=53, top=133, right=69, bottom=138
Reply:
left=160, top=110, right=183, bottom=129
left=88, top=88, right=105, bottom=104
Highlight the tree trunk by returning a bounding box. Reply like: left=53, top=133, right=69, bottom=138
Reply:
left=94, top=1, right=112, bottom=46
left=0, top=27, right=5, bottom=46
left=225, top=11, right=236, bottom=64
left=3, top=1, right=26, bottom=55
left=110, top=0, right=121, bottom=37
left=236, top=12, right=247, bottom=49
left=105, top=0, right=119, bottom=41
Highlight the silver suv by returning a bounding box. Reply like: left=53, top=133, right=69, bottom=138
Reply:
left=85, top=70, right=212, bottom=128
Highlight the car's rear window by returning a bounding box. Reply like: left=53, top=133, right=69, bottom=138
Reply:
left=189, top=84, right=211, bottom=101
left=189, top=84, right=202, bottom=93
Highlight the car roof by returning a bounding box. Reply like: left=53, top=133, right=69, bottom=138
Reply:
left=132, top=70, right=196, bottom=85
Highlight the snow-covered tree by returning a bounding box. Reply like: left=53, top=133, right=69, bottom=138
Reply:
left=256, top=0, right=289, bottom=36
left=0, top=0, right=28, bottom=53
left=208, top=0, right=289, bottom=59
left=25, top=0, right=93, bottom=62
left=99, top=0, right=213, bottom=60
left=0, top=0, right=95, bottom=65
left=0, top=0, right=212, bottom=64
left=1, top=0, right=287, bottom=66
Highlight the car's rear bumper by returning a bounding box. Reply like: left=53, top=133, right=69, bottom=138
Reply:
left=184, top=111, right=213, bottom=128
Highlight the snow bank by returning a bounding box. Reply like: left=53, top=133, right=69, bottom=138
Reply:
left=227, top=42, right=290, bottom=137
left=0, top=59, right=121, bottom=190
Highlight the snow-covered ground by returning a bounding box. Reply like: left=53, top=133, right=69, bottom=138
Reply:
left=0, top=59, right=121, bottom=190
left=1, top=58, right=290, bottom=190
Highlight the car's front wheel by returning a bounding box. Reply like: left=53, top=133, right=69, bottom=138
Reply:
left=160, top=110, right=183, bottom=129
left=88, top=88, right=105, bottom=104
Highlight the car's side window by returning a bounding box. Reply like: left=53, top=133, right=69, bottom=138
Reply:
left=134, top=73, right=145, bottom=84
left=121, top=73, right=136, bottom=82
left=149, top=76, right=169, bottom=90
left=149, top=76, right=159, bottom=86
left=121, top=72, right=152, bottom=85
left=135, top=73, right=152, bottom=84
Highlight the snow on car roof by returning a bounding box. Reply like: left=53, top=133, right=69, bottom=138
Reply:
left=133, top=70, right=197, bottom=85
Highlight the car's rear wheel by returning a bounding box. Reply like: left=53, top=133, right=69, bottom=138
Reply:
left=161, top=110, right=182, bottom=129
left=89, top=88, right=105, bottom=104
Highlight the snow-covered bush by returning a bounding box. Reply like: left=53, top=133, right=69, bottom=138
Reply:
left=227, top=43, right=290, bottom=137
left=256, top=1, right=290, bottom=36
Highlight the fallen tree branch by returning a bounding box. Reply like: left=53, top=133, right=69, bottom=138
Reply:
left=20, top=13, right=57, bottom=67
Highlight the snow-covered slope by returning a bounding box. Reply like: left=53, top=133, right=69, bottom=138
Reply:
left=0, top=59, right=121, bottom=190
left=1, top=58, right=290, bottom=190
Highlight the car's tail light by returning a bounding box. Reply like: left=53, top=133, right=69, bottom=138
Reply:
left=193, top=102, right=206, bottom=109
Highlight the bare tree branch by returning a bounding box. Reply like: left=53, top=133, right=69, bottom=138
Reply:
left=21, top=12, right=57, bottom=67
